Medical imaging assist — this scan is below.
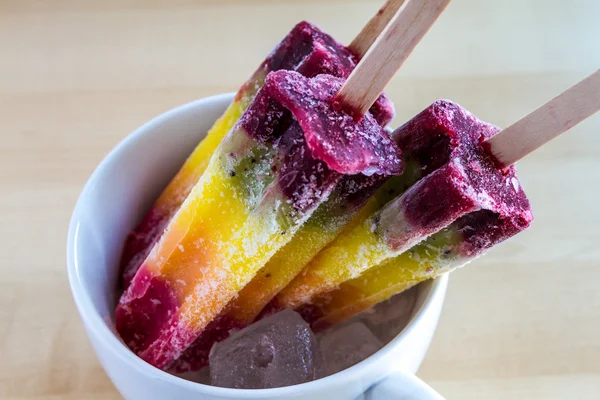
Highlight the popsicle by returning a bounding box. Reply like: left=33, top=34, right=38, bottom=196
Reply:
left=115, top=70, right=403, bottom=369
left=119, top=21, right=396, bottom=287
left=272, top=100, right=533, bottom=311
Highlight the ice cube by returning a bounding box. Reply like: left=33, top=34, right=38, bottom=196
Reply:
left=174, top=367, right=211, bottom=385
left=360, top=286, right=418, bottom=342
left=209, top=309, right=323, bottom=389
left=320, top=322, right=383, bottom=375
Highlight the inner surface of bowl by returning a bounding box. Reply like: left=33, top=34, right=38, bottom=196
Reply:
left=69, top=93, right=438, bottom=384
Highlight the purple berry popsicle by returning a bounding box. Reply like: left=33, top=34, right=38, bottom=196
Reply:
left=273, top=100, right=533, bottom=319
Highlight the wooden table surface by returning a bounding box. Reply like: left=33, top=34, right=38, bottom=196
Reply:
left=1, top=1, right=599, bottom=399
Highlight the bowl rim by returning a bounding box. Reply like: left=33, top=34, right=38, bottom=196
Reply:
left=66, top=93, right=449, bottom=398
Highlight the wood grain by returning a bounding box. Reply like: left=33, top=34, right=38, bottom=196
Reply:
left=1, top=1, right=599, bottom=399
left=336, top=0, right=450, bottom=116
left=349, top=0, right=407, bottom=57
left=487, top=69, right=600, bottom=166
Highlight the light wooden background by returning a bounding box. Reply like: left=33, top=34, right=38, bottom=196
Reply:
left=1, top=1, right=599, bottom=399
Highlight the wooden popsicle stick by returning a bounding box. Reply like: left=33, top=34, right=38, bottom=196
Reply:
left=335, top=0, right=451, bottom=117
left=486, top=69, right=600, bottom=167
left=349, top=0, right=407, bottom=58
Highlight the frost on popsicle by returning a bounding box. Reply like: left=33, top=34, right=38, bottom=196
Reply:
left=119, top=21, right=395, bottom=288
left=115, top=70, right=402, bottom=369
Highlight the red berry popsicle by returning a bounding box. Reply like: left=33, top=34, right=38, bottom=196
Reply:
left=115, top=70, right=403, bottom=369
left=119, top=22, right=396, bottom=289
left=292, top=100, right=533, bottom=330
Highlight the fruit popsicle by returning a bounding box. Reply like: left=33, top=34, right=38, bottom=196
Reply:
left=119, top=21, right=395, bottom=287
left=273, top=100, right=533, bottom=311
left=115, top=70, right=403, bottom=369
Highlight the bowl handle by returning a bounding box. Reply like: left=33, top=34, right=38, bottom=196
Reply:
left=364, top=370, right=445, bottom=400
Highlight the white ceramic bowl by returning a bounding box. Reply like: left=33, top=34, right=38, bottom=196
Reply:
left=67, top=93, right=448, bottom=400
